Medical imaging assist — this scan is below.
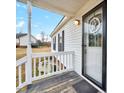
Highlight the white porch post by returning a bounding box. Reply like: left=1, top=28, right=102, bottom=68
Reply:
left=26, top=0, right=32, bottom=84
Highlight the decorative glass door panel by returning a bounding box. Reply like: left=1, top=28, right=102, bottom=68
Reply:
left=83, top=8, right=103, bottom=84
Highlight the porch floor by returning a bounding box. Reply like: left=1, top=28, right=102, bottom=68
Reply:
left=18, top=71, right=100, bottom=93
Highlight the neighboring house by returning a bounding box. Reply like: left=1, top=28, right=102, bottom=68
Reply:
left=16, top=33, right=37, bottom=47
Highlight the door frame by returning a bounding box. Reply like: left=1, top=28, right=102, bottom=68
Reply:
left=82, top=0, right=107, bottom=91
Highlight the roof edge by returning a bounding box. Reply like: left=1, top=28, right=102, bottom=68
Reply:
left=50, top=16, right=71, bottom=37
left=16, top=33, right=37, bottom=41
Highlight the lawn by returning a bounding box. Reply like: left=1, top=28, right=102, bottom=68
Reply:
left=16, top=46, right=51, bottom=60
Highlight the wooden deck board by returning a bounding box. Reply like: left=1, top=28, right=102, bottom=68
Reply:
left=17, top=71, right=100, bottom=93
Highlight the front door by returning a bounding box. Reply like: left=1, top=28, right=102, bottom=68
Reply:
left=82, top=1, right=106, bottom=91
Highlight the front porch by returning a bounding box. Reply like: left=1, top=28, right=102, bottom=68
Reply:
left=17, top=71, right=99, bottom=93
left=16, top=51, right=74, bottom=92
left=16, top=0, right=106, bottom=93
left=16, top=51, right=102, bottom=93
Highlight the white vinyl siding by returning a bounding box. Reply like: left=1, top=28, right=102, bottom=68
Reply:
left=51, top=0, right=103, bottom=75
left=51, top=19, right=82, bottom=74
left=16, top=39, right=19, bottom=44
left=64, top=19, right=82, bottom=75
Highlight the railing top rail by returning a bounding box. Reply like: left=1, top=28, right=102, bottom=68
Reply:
left=32, top=51, right=74, bottom=58
left=16, top=56, right=27, bottom=66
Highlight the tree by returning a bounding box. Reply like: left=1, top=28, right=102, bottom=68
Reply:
left=41, top=31, right=45, bottom=42
left=46, top=35, right=48, bottom=42
left=36, top=40, right=42, bottom=46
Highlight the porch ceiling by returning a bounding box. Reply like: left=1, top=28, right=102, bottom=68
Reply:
left=17, top=0, right=89, bottom=16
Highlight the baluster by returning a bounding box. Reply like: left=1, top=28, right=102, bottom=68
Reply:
left=63, top=54, right=65, bottom=70
left=66, top=54, right=68, bottom=69
left=54, top=55, right=56, bottom=72
left=68, top=54, right=71, bottom=69
left=19, top=65, right=22, bottom=86
left=57, top=55, right=59, bottom=71
left=55, top=55, right=57, bottom=72
left=59, top=54, right=61, bottom=71
left=48, top=56, right=50, bottom=74
left=46, top=57, right=48, bottom=74
left=56, top=55, right=58, bottom=72
left=33, top=58, right=36, bottom=78
left=44, top=57, right=46, bottom=76
left=70, top=53, right=73, bottom=69
left=64, top=54, right=66, bottom=70
left=71, top=53, right=75, bottom=70
left=67, top=54, right=68, bottom=69
left=67, top=54, right=69, bottom=69
left=52, top=56, right=54, bottom=73
left=39, top=57, right=41, bottom=76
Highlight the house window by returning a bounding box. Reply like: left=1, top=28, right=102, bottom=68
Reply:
left=58, top=31, right=64, bottom=51
left=62, top=31, right=64, bottom=51
left=53, top=36, right=56, bottom=50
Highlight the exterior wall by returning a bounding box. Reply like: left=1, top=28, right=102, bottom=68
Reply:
left=20, top=35, right=37, bottom=46
left=51, top=0, right=103, bottom=75
left=16, top=39, right=19, bottom=45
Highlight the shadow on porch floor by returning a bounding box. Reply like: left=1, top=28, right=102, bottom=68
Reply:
left=18, top=71, right=100, bottom=93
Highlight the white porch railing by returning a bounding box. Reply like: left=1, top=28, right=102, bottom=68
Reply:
left=16, top=56, right=28, bottom=92
left=16, top=51, right=74, bottom=92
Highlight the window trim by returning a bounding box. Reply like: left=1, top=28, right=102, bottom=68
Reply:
left=53, top=36, right=56, bottom=50
left=58, top=30, right=64, bottom=51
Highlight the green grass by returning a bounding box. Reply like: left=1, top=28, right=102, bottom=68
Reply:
left=16, top=46, right=51, bottom=60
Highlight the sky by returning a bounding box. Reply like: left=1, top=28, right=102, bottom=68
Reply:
left=16, top=1, right=63, bottom=40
